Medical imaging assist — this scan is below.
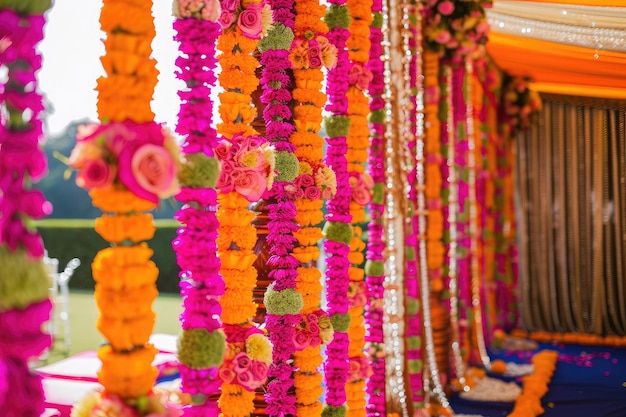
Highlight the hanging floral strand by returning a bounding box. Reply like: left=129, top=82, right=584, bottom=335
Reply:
left=256, top=0, right=304, bottom=415
left=363, top=0, right=386, bottom=413
left=0, top=2, right=53, bottom=415
left=171, top=1, right=226, bottom=415
left=344, top=0, right=373, bottom=412
left=215, top=1, right=275, bottom=415
left=404, top=0, right=426, bottom=412
left=322, top=0, right=353, bottom=413
left=70, top=0, right=183, bottom=415
left=287, top=0, right=338, bottom=415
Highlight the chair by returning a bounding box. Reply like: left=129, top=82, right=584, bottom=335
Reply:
left=54, top=258, right=81, bottom=354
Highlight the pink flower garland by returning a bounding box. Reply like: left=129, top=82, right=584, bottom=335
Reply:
left=323, top=1, right=353, bottom=412
left=404, top=2, right=424, bottom=408
left=172, top=10, right=224, bottom=415
left=258, top=2, right=302, bottom=415
left=364, top=0, right=386, bottom=414
left=0, top=7, right=53, bottom=416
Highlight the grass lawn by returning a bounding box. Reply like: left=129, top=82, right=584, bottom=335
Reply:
left=42, top=291, right=183, bottom=364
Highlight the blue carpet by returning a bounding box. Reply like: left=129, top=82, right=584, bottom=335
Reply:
left=450, top=343, right=626, bottom=417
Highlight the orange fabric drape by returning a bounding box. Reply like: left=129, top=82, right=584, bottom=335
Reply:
left=487, top=32, right=626, bottom=99
left=515, top=0, right=626, bottom=5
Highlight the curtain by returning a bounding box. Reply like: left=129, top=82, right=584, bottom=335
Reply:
left=516, top=94, right=626, bottom=336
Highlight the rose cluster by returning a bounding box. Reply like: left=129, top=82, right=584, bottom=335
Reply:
left=293, top=310, right=334, bottom=351
left=68, top=121, right=181, bottom=204
left=348, top=62, right=373, bottom=91
left=347, top=356, right=372, bottom=383
left=349, top=171, right=374, bottom=206
left=218, top=0, right=273, bottom=39
left=172, top=0, right=222, bottom=21
left=286, top=161, right=337, bottom=201
left=347, top=280, right=367, bottom=308
left=215, top=133, right=275, bottom=202
left=219, top=331, right=273, bottom=391
left=423, top=0, right=492, bottom=59
left=289, top=33, right=338, bottom=70
left=503, top=76, right=542, bottom=135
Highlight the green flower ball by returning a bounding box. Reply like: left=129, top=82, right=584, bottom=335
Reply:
left=177, top=328, right=225, bottom=369
left=274, top=151, right=299, bottom=182
left=364, top=260, right=385, bottom=277
left=264, top=286, right=303, bottom=315
left=178, top=153, right=219, bottom=188
left=322, top=404, right=348, bottom=417
left=323, top=221, right=353, bottom=245
left=329, top=313, right=351, bottom=333
left=0, top=245, right=51, bottom=311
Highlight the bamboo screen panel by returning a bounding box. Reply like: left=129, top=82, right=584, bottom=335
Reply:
left=516, top=94, right=626, bottom=336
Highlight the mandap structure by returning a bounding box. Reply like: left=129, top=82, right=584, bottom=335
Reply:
left=0, top=0, right=625, bottom=417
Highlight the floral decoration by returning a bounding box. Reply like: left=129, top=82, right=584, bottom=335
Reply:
left=69, top=121, right=181, bottom=204
left=502, top=76, right=542, bottom=136
left=218, top=326, right=272, bottom=391
left=0, top=3, right=53, bottom=416
left=215, top=0, right=275, bottom=414
left=218, top=0, right=273, bottom=38
left=344, top=0, right=372, bottom=414
left=364, top=0, right=386, bottom=413
left=173, top=0, right=222, bottom=20
left=288, top=0, right=335, bottom=415
left=71, top=390, right=183, bottom=417
left=71, top=0, right=174, bottom=413
left=289, top=33, right=337, bottom=70
left=171, top=1, right=226, bottom=415
left=215, top=133, right=275, bottom=202
left=423, top=0, right=492, bottom=60
left=323, top=0, right=354, bottom=414
left=293, top=310, right=334, bottom=350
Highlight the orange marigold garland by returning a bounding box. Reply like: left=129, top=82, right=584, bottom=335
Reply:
left=288, top=0, right=338, bottom=415
left=344, top=0, right=373, bottom=414
left=69, top=1, right=182, bottom=415
left=215, top=2, right=275, bottom=415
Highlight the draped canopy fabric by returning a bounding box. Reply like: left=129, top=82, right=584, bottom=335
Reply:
left=487, top=1, right=626, bottom=98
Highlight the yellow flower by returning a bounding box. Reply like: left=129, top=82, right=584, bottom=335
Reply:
left=245, top=333, right=273, bottom=364
left=299, top=161, right=313, bottom=175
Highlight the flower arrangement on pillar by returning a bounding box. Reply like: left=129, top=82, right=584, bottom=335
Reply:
left=0, top=2, right=54, bottom=414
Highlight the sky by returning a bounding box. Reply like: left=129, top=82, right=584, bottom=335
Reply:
left=39, top=1, right=184, bottom=136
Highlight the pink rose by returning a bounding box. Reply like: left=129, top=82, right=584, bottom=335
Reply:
left=307, top=313, right=319, bottom=323
left=308, top=41, right=321, bottom=58
left=233, top=352, right=251, bottom=374
left=236, top=370, right=260, bottom=391
left=218, top=366, right=236, bottom=383
left=299, top=174, right=315, bottom=187
left=127, top=144, right=178, bottom=201
left=310, top=335, right=322, bottom=347
left=249, top=360, right=268, bottom=381
left=309, top=55, right=322, bottom=68
left=238, top=3, right=263, bottom=39
left=294, top=188, right=305, bottom=199
left=435, top=31, right=451, bottom=44
left=307, top=322, right=319, bottom=334
left=293, top=332, right=310, bottom=350
left=76, top=158, right=116, bottom=190
left=304, top=186, right=321, bottom=200
left=352, top=186, right=371, bottom=205
left=201, top=0, right=222, bottom=21
left=219, top=10, right=236, bottom=29
left=220, top=0, right=239, bottom=12
left=233, top=168, right=266, bottom=201
left=215, top=141, right=231, bottom=160
left=437, top=1, right=454, bottom=16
